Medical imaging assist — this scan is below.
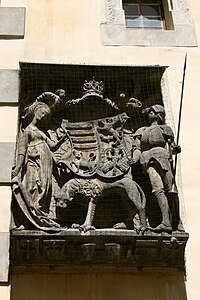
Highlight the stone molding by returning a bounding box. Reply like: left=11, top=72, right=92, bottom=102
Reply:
left=101, top=0, right=197, bottom=46
left=0, top=70, right=19, bottom=103
left=0, top=7, right=26, bottom=39
left=11, top=230, right=188, bottom=269
left=0, top=143, right=15, bottom=183
left=0, top=232, right=10, bottom=282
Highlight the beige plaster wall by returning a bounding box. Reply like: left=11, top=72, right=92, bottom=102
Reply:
left=0, top=107, right=18, bottom=142
left=0, top=286, right=10, bottom=300
left=0, top=0, right=199, bottom=299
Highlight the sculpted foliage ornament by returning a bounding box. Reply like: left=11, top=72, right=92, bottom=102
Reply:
left=11, top=79, right=184, bottom=235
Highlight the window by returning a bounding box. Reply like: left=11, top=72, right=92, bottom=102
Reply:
left=101, top=0, right=197, bottom=46
left=123, top=0, right=165, bottom=29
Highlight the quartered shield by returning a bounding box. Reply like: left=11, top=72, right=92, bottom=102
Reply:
left=58, top=113, right=132, bottom=179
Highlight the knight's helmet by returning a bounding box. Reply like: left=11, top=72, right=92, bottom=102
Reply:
left=143, top=104, right=165, bottom=124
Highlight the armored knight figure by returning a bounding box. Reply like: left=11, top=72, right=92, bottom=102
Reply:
left=133, top=104, right=184, bottom=233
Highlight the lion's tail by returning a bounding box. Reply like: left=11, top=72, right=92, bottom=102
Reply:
left=135, top=182, right=146, bottom=208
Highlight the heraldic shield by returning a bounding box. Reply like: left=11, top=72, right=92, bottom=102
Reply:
left=58, top=112, right=131, bottom=179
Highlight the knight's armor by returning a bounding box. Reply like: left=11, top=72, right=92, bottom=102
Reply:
left=135, top=124, right=174, bottom=175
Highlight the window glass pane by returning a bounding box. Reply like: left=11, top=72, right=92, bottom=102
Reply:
left=143, top=16, right=162, bottom=27
left=125, top=16, right=142, bottom=27
left=123, top=4, right=139, bottom=15
left=141, top=5, right=160, bottom=15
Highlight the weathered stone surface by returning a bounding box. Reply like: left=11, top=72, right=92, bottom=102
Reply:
left=11, top=230, right=188, bottom=268
left=0, top=70, right=19, bottom=103
left=133, top=104, right=183, bottom=234
left=10, top=269, right=188, bottom=300
left=11, top=76, right=183, bottom=236
left=0, top=143, right=15, bottom=182
left=101, top=24, right=198, bottom=47
left=11, top=83, right=147, bottom=233
left=0, top=232, right=10, bottom=282
left=0, top=7, right=26, bottom=39
left=105, top=0, right=125, bottom=24
left=10, top=68, right=187, bottom=273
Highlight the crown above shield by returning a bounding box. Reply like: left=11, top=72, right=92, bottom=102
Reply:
left=83, top=78, right=104, bottom=98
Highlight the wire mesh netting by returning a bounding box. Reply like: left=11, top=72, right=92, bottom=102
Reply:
left=13, top=62, right=182, bottom=231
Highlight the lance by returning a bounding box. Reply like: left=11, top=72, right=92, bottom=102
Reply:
left=169, top=54, right=187, bottom=231
left=173, top=53, right=187, bottom=179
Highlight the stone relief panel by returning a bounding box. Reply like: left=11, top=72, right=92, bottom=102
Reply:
left=11, top=64, right=185, bottom=238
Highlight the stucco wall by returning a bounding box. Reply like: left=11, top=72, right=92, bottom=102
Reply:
left=0, top=0, right=199, bottom=299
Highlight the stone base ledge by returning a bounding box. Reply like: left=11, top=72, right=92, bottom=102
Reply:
left=11, top=230, right=188, bottom=270
left=11, top=265, right=186, bottom=276
left=101, top=23, right=198, bottom=47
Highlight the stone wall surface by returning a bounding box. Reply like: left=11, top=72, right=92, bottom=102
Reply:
left=0, top=0, right=199, bottom=299
left=11, top=270, right=187, bottom=300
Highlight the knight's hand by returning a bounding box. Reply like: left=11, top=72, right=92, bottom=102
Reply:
left=128, top=158, right=137, bottom=165
left=130, top=149, right=141, bottom=164
left=11, top=165, right=21, bottom=179
left=172, top=145, right=181, bottom=154
left=58, top=131, right=68, bottom=143
left=62, top=132, right=69, bottom=141
left=56, top=127, right=66, bottom=138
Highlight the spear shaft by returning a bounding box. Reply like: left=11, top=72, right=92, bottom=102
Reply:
left=174, top=53, right=187, bottom=178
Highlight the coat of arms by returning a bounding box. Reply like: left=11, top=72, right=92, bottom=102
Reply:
left=58, top=112, right=130, bottom=178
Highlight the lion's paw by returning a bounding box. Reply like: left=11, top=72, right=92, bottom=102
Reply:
left=71, top=223, right=81, bottom=229
left=113, top=222, right=127, bottom=229
left=135, top=225, right=146, bottom=235
left=81, top=225, right=95, bottom=233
